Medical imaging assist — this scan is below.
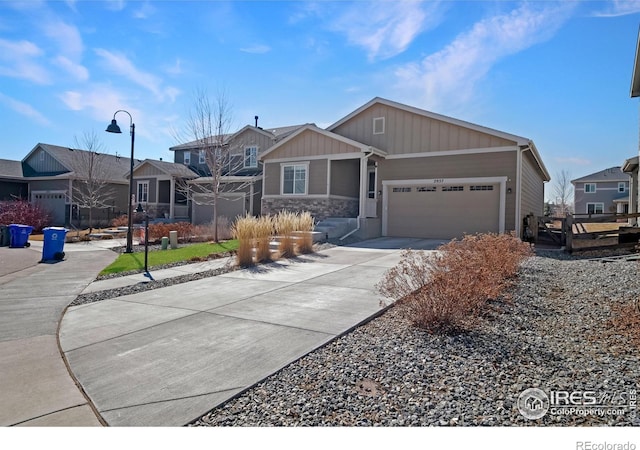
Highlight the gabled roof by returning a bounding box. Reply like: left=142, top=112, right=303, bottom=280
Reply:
left=22, top=143, right=141, bottom=182
left=631, top=26, right=640, bottom=97
left=0, top=159, right=25, bottom=179
left=131, top=159, right=199, bottom=178
left=259, top=124, right=387, bottom=161
left=169, top=125, right=278, bottom=151
left=571, top=166, right=629, bottom=183
left=327, top=97, right=532, bottom=146
left=622, top=155, right=638, bottom=173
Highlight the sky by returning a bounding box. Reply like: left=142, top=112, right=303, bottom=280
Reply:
left=2, top=0, right=640, bottom=200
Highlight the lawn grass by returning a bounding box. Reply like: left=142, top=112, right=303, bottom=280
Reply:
left=100, top=240, right=238, bottom=275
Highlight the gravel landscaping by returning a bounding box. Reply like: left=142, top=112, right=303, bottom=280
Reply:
left=187, top=251, right=640, bottom=426
left=69, top=244, right=640, bottom=426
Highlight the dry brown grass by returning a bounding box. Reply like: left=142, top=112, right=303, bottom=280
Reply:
left=255, top=216, right=273, bottom=263
left=377, top=233, right=533, bottom=333
left=294, top=211, right=315, bottom=254
left=274, top=211, right=297, bottom=258
left=232, top=214, right=256, bottom=267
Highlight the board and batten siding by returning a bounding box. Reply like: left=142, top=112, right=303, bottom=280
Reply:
left=265, top=129, right=360, bottom=160
left=332, top=104, right=517, bottom=155
left=135, top=164, right=165, bottom=177
left=25, top=149, right=68, bottom=174
left=520, top=150, right=545, bottom=219
left=378, top=151, right=518, bottom=231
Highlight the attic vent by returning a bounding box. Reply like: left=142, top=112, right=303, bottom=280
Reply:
left=373, top=117, right=385, bottom=135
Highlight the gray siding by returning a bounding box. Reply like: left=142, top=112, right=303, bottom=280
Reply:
left=330, top=159, right=359, bottom=197
left=24, top=148, right=68, bottom=174
left=265, top=129, right=360, bottom=159
left=29, top=179, right=69, bottom=191
left=378, top=151, right=518, bottom=231
left=520, top=150, right=545, bottom=219
left=574, top=179, right=629, bottom=214
left=332, top=103, right=517, bottom=156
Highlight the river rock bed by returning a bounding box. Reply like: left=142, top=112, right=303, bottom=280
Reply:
left=190, top=254, right=640, bottom=426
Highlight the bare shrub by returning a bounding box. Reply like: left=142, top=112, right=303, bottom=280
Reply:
left=232, top=214, right=256, bottom=266
left=0, top=200, right=52, bottom=232
left=110, top=215, right=129, bottom=228
left=377, top=233, right=533, bottom=333
left=146, top=222, right=193, bottom=243
left=192, top=217, right=233, bottom=242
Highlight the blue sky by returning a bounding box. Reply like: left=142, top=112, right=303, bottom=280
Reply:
left=1, top=0, right=640, bottom=198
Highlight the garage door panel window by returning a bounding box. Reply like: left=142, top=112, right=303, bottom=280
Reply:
left=442, top=186, right=464, bottom=192
left=392, top=187, right=412, bottom=193
left=282, top=164, right=307, bottom=195
left=586, top=203, right=604, bottom=214
left=470, top=185, right=494, bottom=191
left=417, top=186, right=436, bottom=192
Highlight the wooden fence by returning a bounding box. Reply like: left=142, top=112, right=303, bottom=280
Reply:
left=525, top=212, right=640, bottom=252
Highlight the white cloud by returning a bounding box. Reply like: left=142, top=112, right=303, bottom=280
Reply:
left=592, top=0, right=640, bottom=17
left=240, top=44, right=271, bottom=54
left=164, top=58, right=183, bottom=76
left=330, top=0, right=442, bottom=61
left=59, top=85, right=137, bottom=123
left=53, top=55, right=89, bottom=81
left=0, top=92, right=51, bottom=126
left=0, top=38, right=50, bottom=84
left=394, top=2, right=575, bottom=112
left=40, top=18, right=83, bottom=60
left=94, top=48, right=178, bottom=102
left=133, top=1, right=156, bottom=19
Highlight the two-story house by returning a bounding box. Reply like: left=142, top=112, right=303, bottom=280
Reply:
left=571, top=167, right=630, bottom=215
left=169, top=123, right=304, bottom=224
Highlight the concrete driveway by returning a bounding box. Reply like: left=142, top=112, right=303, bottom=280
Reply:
left=59, top=237, right=443, bottom=426
left=0, top=239, right=118, bottom=427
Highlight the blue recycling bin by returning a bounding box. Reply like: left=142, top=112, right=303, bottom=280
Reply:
left=8, top=224, right=33, bottom=248
left=42, top=227, right=68, bottom=261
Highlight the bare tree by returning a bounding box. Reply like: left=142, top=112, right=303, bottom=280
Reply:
left=71, top=131, right=115, bottom=233
left=174, top=88, right=252, bottom=242
left=552, top=169, right=574, bottom=216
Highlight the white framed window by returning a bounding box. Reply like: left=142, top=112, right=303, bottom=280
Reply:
left=618, top=182, right=626, bottom=193
left=183, top=151, right=191, bottom=165
left=244, top=146, right=258, bottom=168
left=137, top=181, right=149, bottom=203
left=586, top=203, right=604, bottom=214
left=281, top=164, right=308, bottom=195
left=373, top=117, right=385, bottom=135
left=199, top=150, right=206, bottom=164
left=584, top=183, right=596, bottom=193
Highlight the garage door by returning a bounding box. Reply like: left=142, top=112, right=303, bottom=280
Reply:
left=192, top=194, right=246, bottom=225
left=33, top=192, right=66, bottom=226
left=385, top=183, right=500, bottom=239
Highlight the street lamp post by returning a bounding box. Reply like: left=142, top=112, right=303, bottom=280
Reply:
left=136, top=203, right=149, bottom=274
left=106, top=110, right=135, bottom=253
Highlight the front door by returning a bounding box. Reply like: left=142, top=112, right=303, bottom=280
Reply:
left=365, top=167, right=377, bottom=217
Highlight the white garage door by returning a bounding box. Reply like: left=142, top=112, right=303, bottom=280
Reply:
left=192, top=194, right=246, bottom=225
left=385, top=182, right=501, bottom=239
left=32, top=191, right=66, bottom=226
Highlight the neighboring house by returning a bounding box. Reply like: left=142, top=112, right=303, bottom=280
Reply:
left=170, top=123, right=305, bottom=224
left=260, top=97, right=550, bottom=240
left=19, top=143, right=135, bottom=226
left=129, top=159, right=199, bottom=221
left=0, top=158, right=28, bottom=200
left=628, top=29, right=640, bottom=221
left=571, top=167, right=630, bottom=215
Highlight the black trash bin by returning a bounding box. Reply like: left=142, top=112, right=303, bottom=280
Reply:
left=0, top=225, right=8, bottom=247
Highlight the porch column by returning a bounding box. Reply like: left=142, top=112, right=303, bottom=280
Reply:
left=170, top=178, right=175, bottom=219
left=631, top=171, right=638, bottom=225
left=358, top=155, right=367, bottom=218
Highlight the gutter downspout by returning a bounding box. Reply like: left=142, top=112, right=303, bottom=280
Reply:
left=340, top=148, right=374, bottom=241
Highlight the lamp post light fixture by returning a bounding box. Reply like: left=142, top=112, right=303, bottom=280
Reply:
left=136, top=203, right=150, bottom=274
left=106, top=110, right=135, bottom=253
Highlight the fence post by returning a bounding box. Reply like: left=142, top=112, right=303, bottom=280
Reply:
left=565, top=215, right=573, bottom=252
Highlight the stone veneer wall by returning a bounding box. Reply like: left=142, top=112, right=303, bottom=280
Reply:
left=262, top=197, right=358, bottom=221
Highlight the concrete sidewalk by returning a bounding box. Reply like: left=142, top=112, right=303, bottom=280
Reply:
left=59, top=237, right=443, bottom=426
left=0, top=239, right=118, bottom=427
